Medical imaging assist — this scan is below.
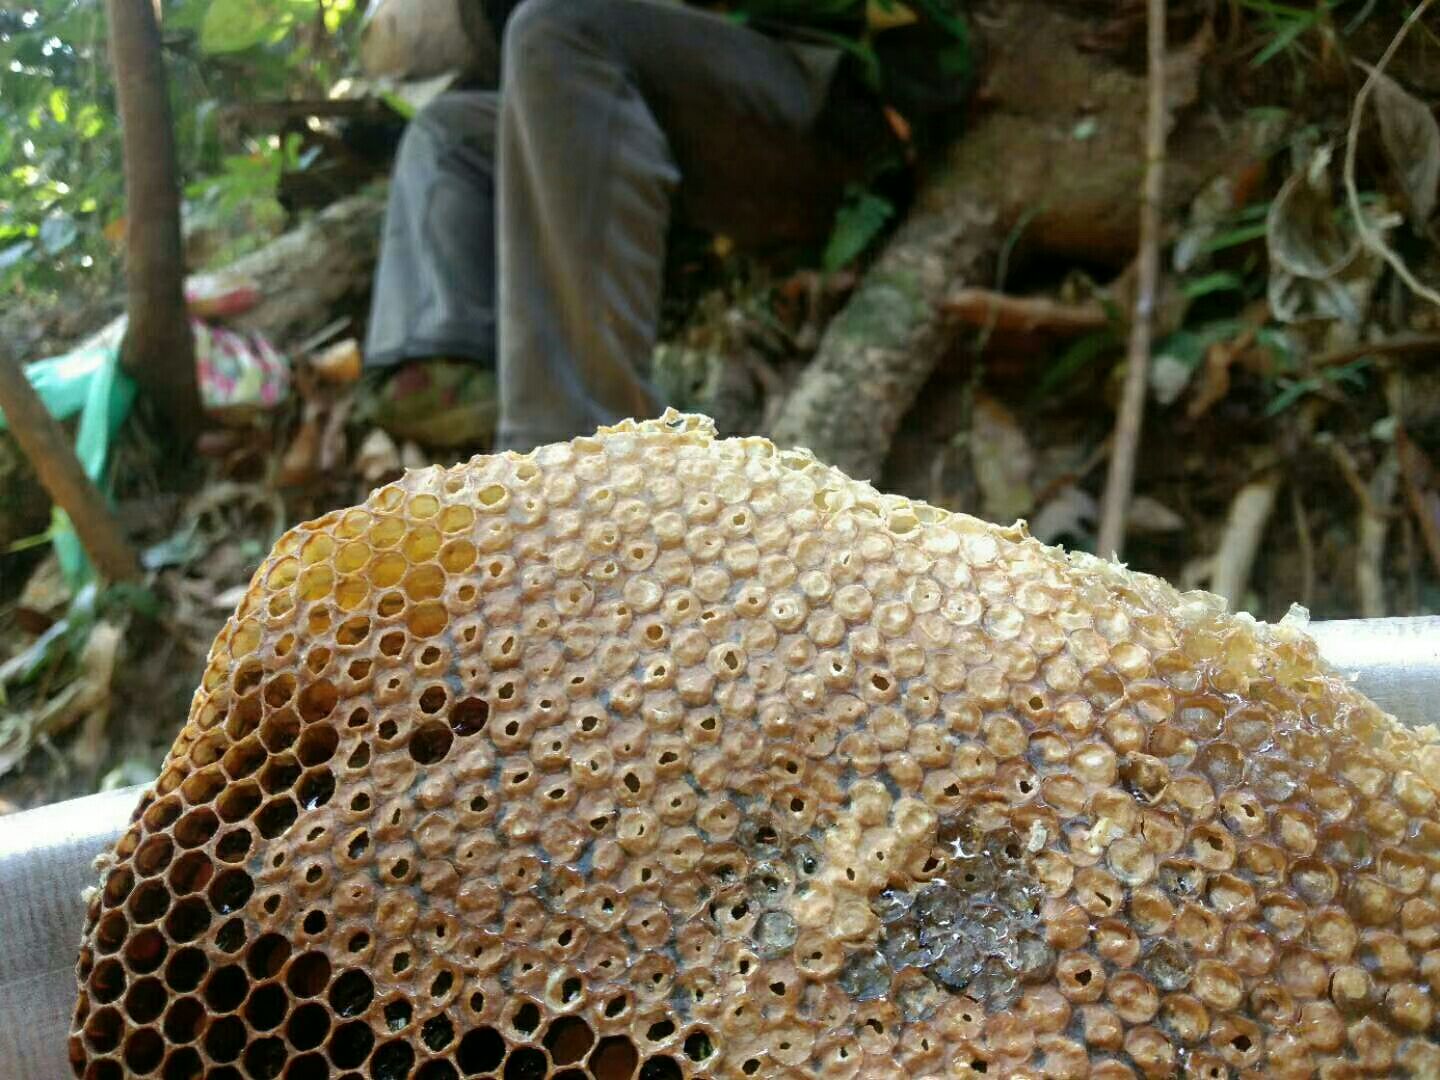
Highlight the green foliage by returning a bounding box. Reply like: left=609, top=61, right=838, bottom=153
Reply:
left=0, top=0, right=364, bottom=302
left=822, top=186, right=895, bottom=274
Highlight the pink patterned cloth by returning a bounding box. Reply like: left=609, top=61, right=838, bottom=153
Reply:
left=193, top=319, right=290, bottom=415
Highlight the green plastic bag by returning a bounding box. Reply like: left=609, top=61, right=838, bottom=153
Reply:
left=0, top=343, right=137, bottom=583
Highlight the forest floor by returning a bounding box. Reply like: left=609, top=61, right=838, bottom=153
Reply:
left=2, top=0, right=1439, bottom=811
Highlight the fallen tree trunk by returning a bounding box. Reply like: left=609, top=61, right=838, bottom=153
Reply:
left=772, top=2, right=1254, bottom=479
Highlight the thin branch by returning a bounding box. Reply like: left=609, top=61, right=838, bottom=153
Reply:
left=1097, top=0, right=1169, bottom=558
left=1342, top=0, right=1440, bottom=310
left=1210, top=473, right=1280, bottom=611
left=1357, top=447, right=1400, bottom=618
left=942, top=289, right=1109, bottom=337
left=1311, top=332, right=1440, bottom=368
left=0, top=351, right=141, bottom=582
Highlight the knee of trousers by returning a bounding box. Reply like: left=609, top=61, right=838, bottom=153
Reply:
left=502, top=0, right=615, bottom=96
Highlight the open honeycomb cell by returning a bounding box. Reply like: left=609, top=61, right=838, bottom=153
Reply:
left=71, top=412, right=1440, bottom=1078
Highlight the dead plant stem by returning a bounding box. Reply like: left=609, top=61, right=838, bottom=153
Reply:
left=1098, top=0, right=1168, bottom=558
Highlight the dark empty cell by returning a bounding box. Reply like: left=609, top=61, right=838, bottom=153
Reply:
left=162, top=996, right=205, bottom=1044
left=180, top=767, right=226, bottom=805
left=328, top=1020, right=375, bottom=1069
left=419, top=685, right=447, bottom=714
left=84, top=1005, right=123, bottom=1053
left=125, top=927, right=169, bottom=974
left=103, top=865, right=135, bottom=907
left=429, top=970, right=453, bottom=998
left=264, top=673, right=298, bottom=708
left=302, top=909, right=328, bottom=936
left=370, top=1039, right=416, bottom=1080
left=243, top=1037, right=287, bottom=1080
left=167, top=850, right=214, bottom=895
left=420, top=1013, right=454, bottom=1051
left=222, top=737, right=267, bottom=780
left=216, top=827, right=254, bottom=863
left=128, top=880, right=171, bottom=924
left=297, top=724, right=339, bottom=765
left=256, top=796, right=299, bottom=839
left=591, top=1036, right=640, bottom=1080
left=204, top=964, right=250, bottom=1012
left=260, top=712, right=301, bottom=755
left=378, top=719, right=399, bottom=741
left=503, top=1048, right=547, bottom=1080
left=347, top=830, right=372, bottom=860
left=287, top=1001, right=333, bottom=1051
left=510, top=1001, right=541, bottom=1036
left=346, top=743, right=371, bottom=770
left=456, top=1027, right=505, bottom=1075
left=135, top=834, right=174, bottom=876
left=95, top=911, right=128, bottom=953
left=124, top=1026, right=165, bottom=1074
left=142, top=796, right=183, bottom=832
left=90, top=957, right=125, bottom=1004
left=552, top=1073, right=587, bottom=1080
left=210, top=1068, right=244, bottom=1080
left=645, top=1020, right=676, bottom=1042
left=298, top=680, right=339, bottom=722
left=215, top=918, right=248, bottom=955
left=161, top=1046, right=203, bottom=1080
left=297, top=768, right=336, bottom=810
left=408, top=721, right=454, bottom=764
left=286, top=950, right=332, bottom=997
left=383, top=998, right=413, bottom=1031
left=449, top=697, right=489, bottom=736
left=209, top=868, right=255, bottom=915
left=248, top=933, right=292, bottom=979
left=165, top=897, right=212, bottom=942
left=84, top=1061, right=123, bottom=1080
left=379, top=631, right=405, bottom=657
left=245, top=982, right=289, bottom=1031
left=415, top=1063, right=459, bottom=1080
left=640, top=1058, right=683, bottom=1080
left=544, top=1016, right=595, bottom=1065
left=329, top=969, right=374, bottom=1017
left=284, top=1054, right=329, bottom=1080
left=206, top=1015, right=248, bottom=1063
left=260, top=755, right=303, bottom=795
left=682, top=1031, right=713, bottom=1063
left=218, top=782, right=263, bottom=823
left=124, top=976, right=166, bottom=1025
left=164, top=947, right=207, bottom=993
left=174, top=807, right=220, bottom=849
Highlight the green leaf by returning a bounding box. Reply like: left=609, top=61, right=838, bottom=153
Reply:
left=200, top=0, right=272, bottom=53
left=1181, top=271, right=1245, bottom=300
left=822, top=189, right=894, bottom=274
left=1031, top=328, right=1121, bottom=402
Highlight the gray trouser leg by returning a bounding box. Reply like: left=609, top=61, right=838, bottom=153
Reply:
left=364, top=91, right=500, bottom=369
left=494, top=0, right=841, bottom=451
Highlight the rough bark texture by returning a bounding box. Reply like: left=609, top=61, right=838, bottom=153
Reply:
left=772, top=1, right=1254, bottom=478
left=226, top=189, right=387, bottom=348
left=106, top=0, right=198, bottom=442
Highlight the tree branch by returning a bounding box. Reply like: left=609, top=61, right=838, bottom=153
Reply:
left=0, top=350, right=141, bottom=582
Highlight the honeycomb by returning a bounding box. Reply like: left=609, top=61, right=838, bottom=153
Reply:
left=70, top=411, right=1440, bottom=1079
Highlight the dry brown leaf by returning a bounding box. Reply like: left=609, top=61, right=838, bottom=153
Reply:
left=1371, top=69, right=1440, bottom=226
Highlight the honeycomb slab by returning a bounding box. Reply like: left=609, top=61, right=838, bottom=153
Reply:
left=71, top=412, right=1440, bottom=1079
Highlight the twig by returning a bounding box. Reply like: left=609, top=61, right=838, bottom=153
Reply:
left=1342, top=0, right=1440, bottom=310
left=1311, top=333, right=1440, bottom=368
left=0, top=351, right=141, bottom=582
left=1397, top=425, right=1440, bottom=580
left=1290, top=484, right=1315, bottom=611
left=942, top=289, right=1109, bottom=337
left=1097, top=0, right=1168, bottom=558
left=1357, top=447, right=1400, bottom=618
left=1210, top=473, right=1281, bottom=611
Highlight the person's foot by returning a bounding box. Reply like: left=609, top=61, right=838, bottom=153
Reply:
left=365, top=358, right=498, bottom=448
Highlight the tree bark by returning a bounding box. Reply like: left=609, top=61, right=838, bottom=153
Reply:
left=106, top=0, right=198, bottom=442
